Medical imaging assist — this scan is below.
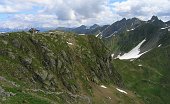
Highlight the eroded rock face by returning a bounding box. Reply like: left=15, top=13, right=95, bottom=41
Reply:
left=0, top=86, right=16, bottom=99
left=35, top=70, right=48, bottom=81
left=0, top=32, right=124, bottom=104
left=21, top=57, right=32, bottom=66
left=12, top=39, right=21, bottom=48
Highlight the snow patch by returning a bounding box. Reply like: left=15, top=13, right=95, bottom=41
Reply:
left=161, top=26, right=170, bottom=30
left=96, top=32, right=101, bottom=37
left=115, top=39, right=149, bottom=60
left=131, top=28, right=135, bottom=31
left=127, top=28, right=135, bottom=32
left=67, top=42, right=73, bottom=45
left=105, top=31, right=117, bottom=38
left=158, top=44, right=162, bottom=47
left=138, top=64, right=142, bottom=67
left=111, top=54, right=114, bottom=58
left=161, top=28, right=166, bottom=30
left=79, top=34, right=85, bottom=35
left=100, top=85, right=107, bottom=88
left=116, top=88, right=127, bottom=94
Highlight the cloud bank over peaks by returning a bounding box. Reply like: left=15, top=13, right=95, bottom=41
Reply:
left=0, top=0, right=170, bottom=29
left=0, top=0, right=117, bottom=29
left=112, top=0, right=170, bottom=20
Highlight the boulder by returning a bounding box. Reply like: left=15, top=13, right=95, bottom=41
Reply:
left=22, top=58, right=32, bottom=65
left=12, top=39, right=21, bottom=48
left=35, top=70, right=48, bottom=81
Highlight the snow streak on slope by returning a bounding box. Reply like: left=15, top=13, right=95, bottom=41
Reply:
left=100, top=85, right=107, bottom=88
left=116, top=39, right=149, bottom=60
left=116, top=88, right=127, bottom=94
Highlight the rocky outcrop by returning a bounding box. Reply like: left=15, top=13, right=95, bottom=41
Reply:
left=0, top=31, right=124, bottom=104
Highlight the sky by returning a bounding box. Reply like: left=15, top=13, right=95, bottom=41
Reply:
left=0, top=0, right=170, bottom=29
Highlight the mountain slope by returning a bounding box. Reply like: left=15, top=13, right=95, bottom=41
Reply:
left=113, top=39, right=170, bottom=104
left=0, top=31, right=143, bottom=104
left=103, top=16, right=170, bottom=104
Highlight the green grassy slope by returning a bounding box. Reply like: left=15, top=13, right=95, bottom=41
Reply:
left=0, top=31, right=142, bottom=104
left=113, top=32, right=170, bottom=104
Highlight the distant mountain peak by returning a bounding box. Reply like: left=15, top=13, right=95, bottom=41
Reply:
left=90, top=24, right=100, bottom=29
left=131, top=17, right=140, bottom=21
left=92, top=24, right=99, bottom=27
left=79, top=25, right=87, bottom=28
left=120, top=18, right=127, bottom=22
left=150, top=15, right=159, bottom=21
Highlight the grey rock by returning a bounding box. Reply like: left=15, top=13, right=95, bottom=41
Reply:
left=0, top=86, right=15, bottom=97
left=12, top=39, right=21, bottom=48
left=23, top=58, right=32, bottom=65
left=8, top=52, right=15, bottom=59
left=41, top=46, right=51, bottom=53
left=35, top=70, right=48, bottom=81
left=57, top=60, right=62, bottom=69
left=47, top=74, right=54, bottom=81
left=44, top=80, right=51, bottom=86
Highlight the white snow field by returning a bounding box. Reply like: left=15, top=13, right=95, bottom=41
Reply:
left=116, top=39, right=150, bottom=60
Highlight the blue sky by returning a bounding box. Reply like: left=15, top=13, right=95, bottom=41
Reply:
left=0, top=0, right=170, bottom=29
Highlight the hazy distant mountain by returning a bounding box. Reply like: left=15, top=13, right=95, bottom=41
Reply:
left=0, top=27, right=54, bottom=33
left=56, top=24, right=109, bottom=35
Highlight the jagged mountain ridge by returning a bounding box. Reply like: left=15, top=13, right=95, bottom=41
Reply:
left=103, top=16, right=170, bottom=104
left=104, top=16, right=170, bottom=54
left=56, top=24, right=110, bottom=35
left=55, top=16, right=169, bottom=39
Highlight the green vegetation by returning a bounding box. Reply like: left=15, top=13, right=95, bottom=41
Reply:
left=0, top=31, right=142, bottom=104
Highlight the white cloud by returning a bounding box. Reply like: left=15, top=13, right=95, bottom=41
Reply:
left=0, top=14, right=85, bottom=29
left=0, top=0, right=36, bottom=13
left=112, top=0, right=170, bottom=21
left=39, top=0, right=111, bottom=20
left=0, top=0, right=110, bottom=20
left=0, top=5, right=18, bottom=13
left=0, top=0, right=117, bottom=29
left=0, top=0, right=170, bottom=29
